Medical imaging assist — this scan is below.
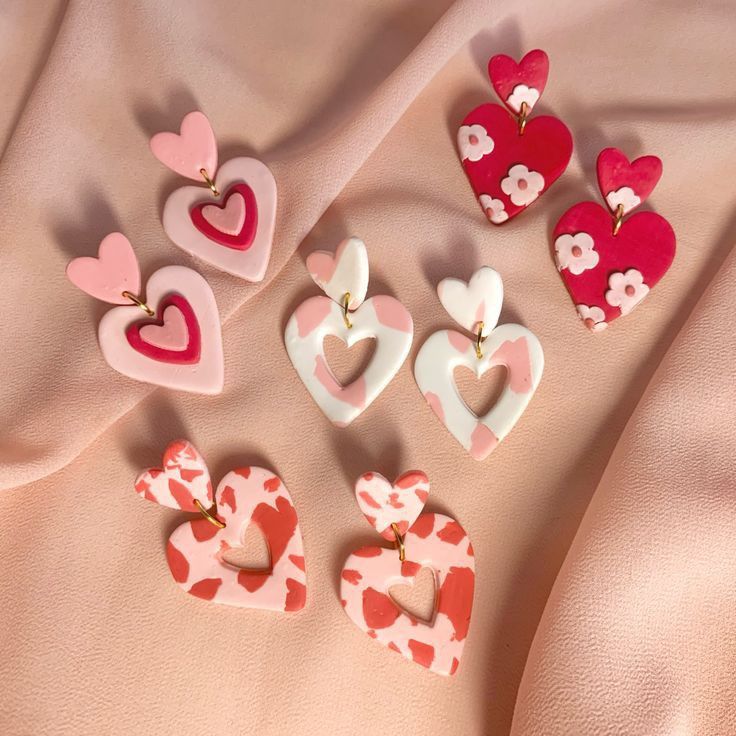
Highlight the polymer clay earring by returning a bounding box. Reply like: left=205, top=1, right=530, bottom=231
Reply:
left=414, top=267, right=543, bottom=460
left=340, top=470, right=475, bottom=676
left=150, top=111, right=277, bottom=281
left=66, top=232, right=224, bottom=394
left=284, top=237, right=413, bottom=426
left=458, top=49, right=573, bottom=224
left=135, top=440, right=307, bottom=611
left=553, top=147, right=676, bottom=331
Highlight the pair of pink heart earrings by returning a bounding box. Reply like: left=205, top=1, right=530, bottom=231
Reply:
left=284, top=237, right=544, bottom=461
left=66, top=112, right=277, bottom=393
left=457, top=49, right=676, bottom=331
left=136, top=440, right=474, bottom=677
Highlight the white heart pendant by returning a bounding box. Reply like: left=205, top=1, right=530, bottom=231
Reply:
left=99, top=265, right=224, bottom=394
left=414, top=268, right=543, bottom=459
left=285, top=239, right=413, bottom=426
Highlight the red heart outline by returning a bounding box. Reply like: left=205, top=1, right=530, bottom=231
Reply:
left=488, top=49, right=549, bottom=111
left=597, top=147, right=663, bottom=213
left=190, top=182, right=258, bottom=250
left=126, top=293, right=201, bottom=364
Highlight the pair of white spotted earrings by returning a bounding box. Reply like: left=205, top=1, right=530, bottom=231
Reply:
left=284, top=238, right=543, bottom=460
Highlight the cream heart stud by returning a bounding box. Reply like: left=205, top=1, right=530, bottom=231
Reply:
left=414, top=267, right=543, bottom=459
left=285, top=238, right=413, bottom=426
left=151, top=111, right=277, bottom=281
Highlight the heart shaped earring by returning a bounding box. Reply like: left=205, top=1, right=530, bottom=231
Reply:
left=458, top=49, right=573, bottom=224
left=66, top=232, right=224, bottom=394
left=414, top=267, right=544, bottom=460
left=340, top=469, right=475, bottom=676
left=135, top=440, right=307, bottom=611
left=553, top=147, right=676, bottom=331
left=284, top=237, right=413, bottom=426
left=150, top=111, right=277, bottom=281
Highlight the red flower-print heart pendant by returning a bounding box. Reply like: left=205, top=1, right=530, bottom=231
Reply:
left=552, top=148, right=675, bottom=331
left=457, top=49, right=572, bottom=225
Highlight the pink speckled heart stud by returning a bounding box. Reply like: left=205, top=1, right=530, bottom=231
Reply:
left=66, top=232, right=224, bottom=394
left=341, top=469, right=475, bottom=676
left=150, top=111, right=277, bottom=281
left=285, top=237, right=413, bottom=426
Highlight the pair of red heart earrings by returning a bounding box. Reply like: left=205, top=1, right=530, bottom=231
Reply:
left=458, top=49, right=676, bottom=332
left=136, top=440, right=474, bottom=677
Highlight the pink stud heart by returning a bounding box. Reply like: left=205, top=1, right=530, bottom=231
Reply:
left=489, top=49, right=549, bottom=114
left=150, top=111, right=218, bottom=181
left=305, top=237, right=369, bottom=309
left=190, top=183, right=258, bottom=250
left=597, top=147, right=663, bottom=216
left=134, top=440, right=213, bottom=512
left=66, top=232, right=140, bottom=304
left=126, top=294, right=201, bottom=364
left=341, top=512, right=475, bottom=676
left=355, top=470, right=430, bottom=540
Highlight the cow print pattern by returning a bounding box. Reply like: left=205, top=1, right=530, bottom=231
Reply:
left=135, top=441, right=306, bottom=611
left=341, top=512, right=475, bottom=676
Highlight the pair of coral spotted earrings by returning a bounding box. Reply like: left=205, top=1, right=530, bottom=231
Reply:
left=457, top=49, right=676, bottom=332
left=284, top=236, right=544, bottom=460
left=136, top=440, right=474, bottom=677
left=66, top=111, right=276, bottom=394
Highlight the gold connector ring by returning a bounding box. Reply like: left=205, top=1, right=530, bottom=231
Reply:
left=613, top=203, right=625, bottom=236
left=199, top=168, right=220, bottom=197
left=391, top=522, right=406, bottom=562
left=518, top=101, right=529, bottom=135
left=193, top=498, right=226, bottom=528
left=342, top=292, right=353, bottom=329
left=475, top=321, right=485, bottom=359
left=122, top=291, right=155, bottom=317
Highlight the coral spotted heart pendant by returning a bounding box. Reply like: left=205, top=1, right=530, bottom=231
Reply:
left=135, top=440, right=307, bottom=611
left=284, top=237, right=413, bottom=426
left=553, top=147, right=676, bottom=331
left=341, top=470, right=475, bottom=676
left=458, top=49, right=572, bottom=224
left=66, top=233, right=224, bottom=393
left=414, top=267, right=544, bottom=460
left=150, top=111, right=277, bottom=281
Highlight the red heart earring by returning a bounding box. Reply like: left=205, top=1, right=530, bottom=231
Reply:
left=552, top=147, right=676, bottom=331
left=458, top=49, right=573, bottom=225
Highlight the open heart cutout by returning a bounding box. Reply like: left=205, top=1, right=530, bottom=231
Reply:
left=340, top=513, right=475, bottom=676
left=454, top=363, right=507, bottom=418
left=166, top=466, right=306, bottom=611
left=324, top=334, right=376, bottom=387
left=415, top=325, right=544, bottom=460
left=285, top=295, right=413, bottom=426
left=389, top=565, right=437, bottom=624
left=221, top=522, right=271, bottom=571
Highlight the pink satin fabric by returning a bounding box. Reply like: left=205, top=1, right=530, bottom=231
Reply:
left=1, top=1, right=734, bottom=734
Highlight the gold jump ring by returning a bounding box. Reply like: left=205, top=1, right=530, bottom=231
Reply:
left=121, top=291, right=155, bottom=317
left=193, top=499, right=226, bottom=528
left=475, top=321, right=485, bottom=359
left=199, top=168, right=220, bottom=197
left=613, top=203, right=625, bottom=236
left=391, top=522, right=406, bottom=562
left=342, top=292, right=353, bottom=329
left=518, top=101, right=529, bottom=135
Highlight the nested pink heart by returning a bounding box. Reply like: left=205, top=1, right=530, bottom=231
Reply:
left=341, top=512, right=475, bottom=676
left=150, top=110, right=218, bottom=181
left=355, top=470, right=429, bottom=540
left=488, top=49, right=549, bottom=113
left=66, top=232, right=140, bottom=304
left=597, top=147, right=663, bottom=215
left=553, top=201, right=676, bottom=331
left=190, top=183, right=258, bottom=250
left=165, top=466, right=307, bottom=611
left=459, top=104, right=572, bottom=224
left=126, top=293, right=201, bottom=363
left=134, top=440, right=213, bottom=512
